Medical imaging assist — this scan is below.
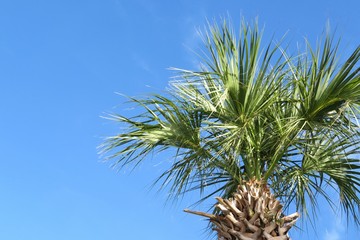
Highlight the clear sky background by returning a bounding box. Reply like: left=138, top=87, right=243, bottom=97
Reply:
left=0, top=0, right=359, bottom=239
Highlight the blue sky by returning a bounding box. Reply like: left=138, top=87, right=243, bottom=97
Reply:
left=0, top=0, right=359, bottom=239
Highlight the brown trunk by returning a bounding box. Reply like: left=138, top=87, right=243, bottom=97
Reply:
left=185, top=179, right=299, bottom=240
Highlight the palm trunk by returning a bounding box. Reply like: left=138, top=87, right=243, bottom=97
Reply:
left=185, top=180, right=299, bottom=240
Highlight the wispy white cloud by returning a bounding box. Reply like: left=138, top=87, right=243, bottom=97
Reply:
left=113, top=0, right=128, bottom=19
left=179, top=15, right=208, bottom=70
left=324, top=229, right=340, bottom=240
left=132, top=53, right=151, bottom=72
left=323, top=217, right=345, bottom=240
left=135, top=0, right=162, bottom=22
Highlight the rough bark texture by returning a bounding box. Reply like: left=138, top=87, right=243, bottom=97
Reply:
left=185, top=180, right=299, bottom=240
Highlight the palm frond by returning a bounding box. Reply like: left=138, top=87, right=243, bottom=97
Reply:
left=273, top=133, right=360, bottom=225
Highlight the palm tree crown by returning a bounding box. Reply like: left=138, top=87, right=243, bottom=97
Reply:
left=101, top=20, right=360, bottom=230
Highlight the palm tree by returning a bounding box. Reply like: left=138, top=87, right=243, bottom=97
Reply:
left=100, top=20, right=360, bottom=239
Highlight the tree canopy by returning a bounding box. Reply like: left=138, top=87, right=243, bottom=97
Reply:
left=101, top=19, right=360, bottom=225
